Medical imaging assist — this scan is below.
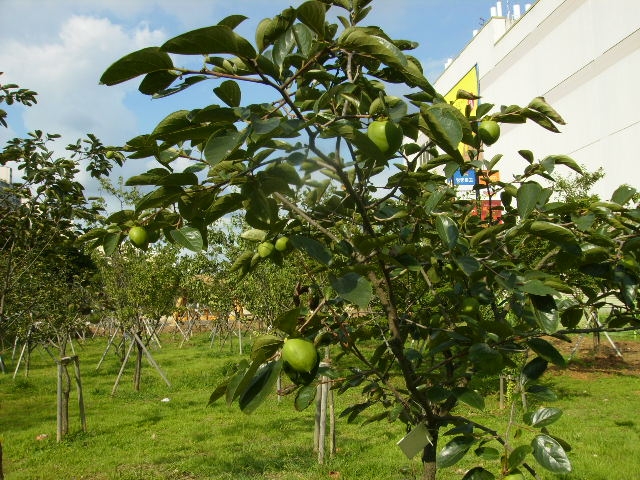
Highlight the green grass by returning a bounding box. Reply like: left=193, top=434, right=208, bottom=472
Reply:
left=1, top=334, right=639, bottom=479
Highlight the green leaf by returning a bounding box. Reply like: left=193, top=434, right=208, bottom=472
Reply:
left=436, top=436, right=475, bottom=468
left=294, top=384, right=317, bottom=411
left=161, top=25, right=257, bottom=58
left=207, top=381, right=229, bottom=406
left=274, top=307, right=304, bottom=336
left=473, top=447, right=499, bottom=460
left=296, top=1, right=326, bottom=37
left=136, top=186, right=183, bottom=212
left=217, top=14, right=248, bottom=29
left=527, top=97, right=566, bottom=125
left=521, top=357, right=548, bottom=382
left=338, top=27, right=407, bottom=69
left=508, top=444, right=532, bottom=470
left=611, top=185, right=637, bottom=205
left=525, top=407, right=563, bottom=428
left=290, top=235, right=332, bottom=265
left=203, top=130, right=245, bottom=165
left=239, top=359, right=282, bottom=414
left=436, top=214, right=458, bottom=250
left=526, top=385, right=558, bottom=401
left=125, top=169, right=170, bottom=186
left=157, top=172, right=199, bottom=186
left=330, top=272, right=372, bottom=308
left=100, top=47, right=173, bottom=86
left=250, top=335, right=283, bottom=364
left=543, top=154, right=582, bottom=174
left=517, top=181, right=543, bottom=219
left=469, top=343, right=503, bottom=374
left=531, top=435, right=572, bottom=473
left=421, top=104, right=464, bottom=156
left=462, top=467, right=495, bottom=480
left=530, top=221, right=579, bottom=254
left=213, top=80, right=241, bottom=107
left=103, top=232, right=121, bottom=256
left=452, top=387, right=485, bottom=410
left=526, top=338, right=566, bottom=367
left=169, top=227, right=203, bottom=252
left=139, top=70, right=179, bottom=95
left=454, top=255, right=480, bottom=276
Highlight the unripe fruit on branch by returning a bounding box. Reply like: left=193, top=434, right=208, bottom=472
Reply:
left=367, top=119, right=403, bottom=154
left=128, top=226, right=148, bottom=247
left=478, top=120, right=500, bottom=145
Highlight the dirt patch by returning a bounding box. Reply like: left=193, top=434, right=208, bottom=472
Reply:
left=549, top=336, right=640, bottom=378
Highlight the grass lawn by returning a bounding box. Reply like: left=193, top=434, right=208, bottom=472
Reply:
left=1, top=333, right=638, bottom=479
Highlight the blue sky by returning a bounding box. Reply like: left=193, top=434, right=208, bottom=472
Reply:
left=0, top=0, right=499, bottom=197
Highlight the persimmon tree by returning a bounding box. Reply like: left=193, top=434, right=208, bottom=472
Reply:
left=93, top=1, right=640, bottom=478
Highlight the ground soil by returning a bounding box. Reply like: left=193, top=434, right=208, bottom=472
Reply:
left=550, top=335, right=640, bottom=378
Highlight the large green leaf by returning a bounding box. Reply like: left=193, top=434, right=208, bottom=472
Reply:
left=611, top=184, right=637, bottom=205
left=531, top=435, right=572, bottom=473
left=294, top=384, right=317, bottom=411
left=436, top=436, right=475, bottom=468
left=527, top=96, right=566, bottom=125
left=161, top=25, right=256, bottom=58
left=526, top=338, right=566, bottom=367
left=296, top=1, right=326, bottom=37
left=213, top=80, right=241, bottom=107
left=290, top=235, right=332, bottom=265
left=421, top=104, right=465, bottom=157
left=524, top=407, right=563, bottom=428
left=125, top=168, right=170, bottom=186
left=250, top=335, right=283, bottom=364
left=100, top=47, right=173, bottom=86
left=139, top=70, right=179, bottom=95
left=136, top=186, right=184, bottom=212
left=102, top=232, right=121, bottom=256
left=338, top=27, right=407, bottom=69
left=529, top=221, right=580, bottom=255
left=436, top=214, right=458, bottom=250
left=521, top=357, right=548, bottom=382
left=330, top=272, right=372, bottom=308
left=452, top=387, right=485, bottom=410
left=507, top=444, right=532, bottom=470
left=517, top=181, right=543, bottom=219
left=239, top=359, right=282, bottom=414
left=203, top=130, right=245, bottom=165
left=469, top=343, right=503, bottom=374
left=169, top=226, right=203, bottom=252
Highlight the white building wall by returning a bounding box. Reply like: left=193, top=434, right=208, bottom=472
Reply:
left=433, top=0, right=640, bottom=200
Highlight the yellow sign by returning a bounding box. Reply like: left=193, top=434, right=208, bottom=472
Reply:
left=443, top=65, right=479, bottom=117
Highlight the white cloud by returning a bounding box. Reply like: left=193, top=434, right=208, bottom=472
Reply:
left=0, top=14, right=167, bottom=196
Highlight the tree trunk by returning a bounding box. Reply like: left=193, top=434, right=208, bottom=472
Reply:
left=421, top=427, right=439, bottom=480
left=133, top=340, right=142, bottom=391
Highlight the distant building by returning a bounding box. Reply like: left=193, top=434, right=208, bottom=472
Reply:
left=432, top=0, right=640, bottom=200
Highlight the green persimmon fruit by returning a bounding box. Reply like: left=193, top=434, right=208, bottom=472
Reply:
left=257, top=241, right=274, bottom=258
left=461, top=297, right=480, bottom=318
left=281, top=338, right=318, bottom=374
left=274, top=236, right=290, bottom=252
left=367, top=119, right=403, bottom=154
left=128, top=226, right=148, bottom=247
left=478, top=120, right=500, bottom=145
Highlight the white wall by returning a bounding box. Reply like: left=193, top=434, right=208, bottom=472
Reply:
left=434, top=0, right=640, bottom=200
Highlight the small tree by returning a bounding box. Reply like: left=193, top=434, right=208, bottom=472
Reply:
left=93, top=2, right=640, bottom=478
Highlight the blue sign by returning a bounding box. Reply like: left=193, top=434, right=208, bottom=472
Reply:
left=451, top=169, right=476, bottom=187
